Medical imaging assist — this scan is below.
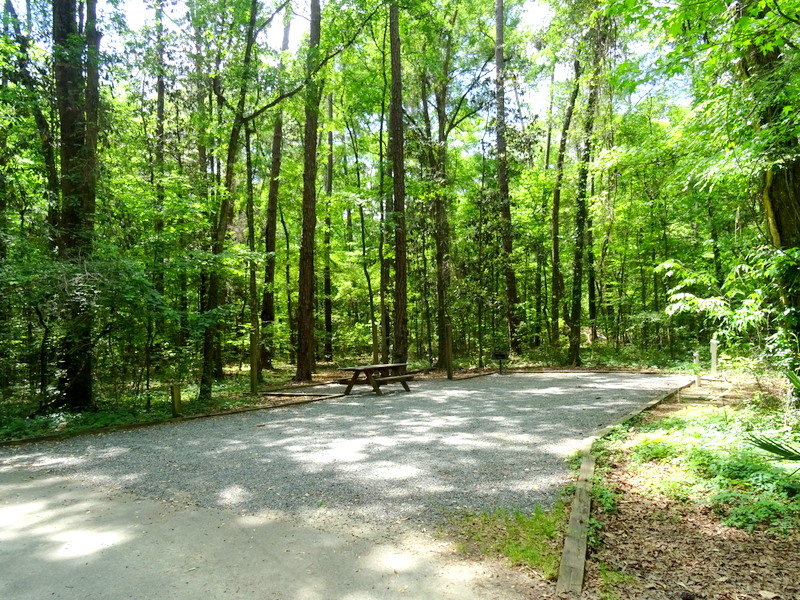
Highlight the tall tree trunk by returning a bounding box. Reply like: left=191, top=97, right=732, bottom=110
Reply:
left=261, top=10, right=291, bottom=371
left=377, top=19, right=391, bottom=364
left=246, top=125, right=260, bottom=393
left=389, top=1, right=408, bottom=364
left=53, top=0, right=99, bottom=411
left=193, top=13, right=215, bottom=401
left=295, top=0, right=322, bottom=381
left=323, top=93, right=334, bottom=362
left=550, top=59, right=581, bottom=346
left=495, top=0, right=520, bottom=355
left=153, top=0, right=166, bottom=303
left=568, top=31, right=603, bottom=366
left=534, top=65, right=556, bottom=348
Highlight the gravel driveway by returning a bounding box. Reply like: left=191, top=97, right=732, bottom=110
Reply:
left=1, top=372, right=690, bottom=528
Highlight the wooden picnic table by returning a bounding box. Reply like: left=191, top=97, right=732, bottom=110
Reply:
left=340, top=363, right=414, bottom=396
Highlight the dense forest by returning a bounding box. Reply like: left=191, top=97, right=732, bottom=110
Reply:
left=1, top=0, right=799, bottom=413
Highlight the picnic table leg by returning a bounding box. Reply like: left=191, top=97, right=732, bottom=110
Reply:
left=343, top=372, right=360, bottom=395
left=400, top=380, right=411, bottom=392
left=364, top=371, right=383, bottom=396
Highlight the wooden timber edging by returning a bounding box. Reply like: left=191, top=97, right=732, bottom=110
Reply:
left=555, top=380, right=694, bottom=597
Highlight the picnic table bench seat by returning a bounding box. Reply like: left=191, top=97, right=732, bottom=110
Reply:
left=372, top=373, right=414, bottom=391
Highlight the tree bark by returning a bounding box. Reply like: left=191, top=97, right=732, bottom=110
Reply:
left=245, top=125, right=260, bottom=393
left=323, top=93, right=334, bottom=362
left=495, top=0, right=520, bottom=355
left=295, top=0, right=323, bottom=381
left=53, top=0, right=100, bottom=411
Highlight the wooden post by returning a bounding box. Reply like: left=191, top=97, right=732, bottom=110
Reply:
left=710, top=338, right=719, bottom=377
left=445, top=322, right=453, bottom=380
left=250, top=331, right=259, bottom=394
left=693, top=351, right=701, bottom=387
left=171, top=384, right=182, bottom=417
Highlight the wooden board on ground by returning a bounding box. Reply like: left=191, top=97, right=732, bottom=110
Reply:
left=556, top=453, right=596, bottom=596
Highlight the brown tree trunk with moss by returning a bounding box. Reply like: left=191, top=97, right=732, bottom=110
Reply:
left=53, top=0, right=99, bottom=411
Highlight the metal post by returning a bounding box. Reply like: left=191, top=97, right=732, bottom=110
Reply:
left=710, top=338, right=719, bottom=377
left=693, top=351, right=701, bottom=387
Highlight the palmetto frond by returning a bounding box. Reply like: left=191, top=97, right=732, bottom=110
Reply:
left=748, top=435, right=800, bottom=462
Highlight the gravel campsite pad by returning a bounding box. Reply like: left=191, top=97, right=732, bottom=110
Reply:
left=1, top=373, right=690, bottom=527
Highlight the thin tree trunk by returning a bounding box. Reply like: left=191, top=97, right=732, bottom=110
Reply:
left=389, top=1, right=408, bottom=365
left=280, top=207, right=297, bottom=364
left=346, top=118, right=380, bottom=364
left=568, top=40, right=602, bottom=366
left=377, top=19, right=391, bottom=364
left=154, top=0, right=166, bottom=303
left=246, top=125, right=260, bottom=393
left=200, top=0, right=260, bottom=397
left=535, top=65, right=555, bottom=348
left=550, top=59, right=581, bottom=347
left=323, top=93, right=334, bottom=362
left=260, top=11, right=291, bottom=371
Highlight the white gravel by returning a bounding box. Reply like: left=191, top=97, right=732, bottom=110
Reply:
left=0, top=372, right=690, bottom=528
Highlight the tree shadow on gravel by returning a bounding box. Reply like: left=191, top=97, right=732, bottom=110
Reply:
left=0, top=373, right=690, bottom=528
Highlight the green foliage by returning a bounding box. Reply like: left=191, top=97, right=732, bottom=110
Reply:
left=629, top=436, right=679, bottom=463
left=600, top=400, right=800, bottom=534
left=591, top=479, right=619, bottom=514
left=0, top=404, right=173, bottom=442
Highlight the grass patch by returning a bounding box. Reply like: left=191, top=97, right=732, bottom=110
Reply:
left=450, top=503, right=568, bottom=580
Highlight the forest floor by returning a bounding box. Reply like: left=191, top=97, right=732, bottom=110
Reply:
left=576, top=378, right=800, bottom=600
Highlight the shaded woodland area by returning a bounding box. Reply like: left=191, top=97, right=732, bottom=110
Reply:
left=2, top=0, right=800, bottom=413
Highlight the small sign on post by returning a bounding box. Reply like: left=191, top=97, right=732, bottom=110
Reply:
left=693, top=351, right=701, bottom=388
left=710, top=338, right=719, bottom=377
left=491, top=351, right=509, bottom=374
